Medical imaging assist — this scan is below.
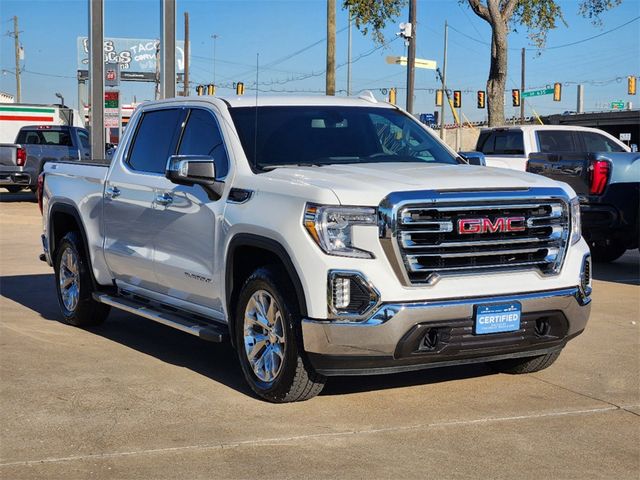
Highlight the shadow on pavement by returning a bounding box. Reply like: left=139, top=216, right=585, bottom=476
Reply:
left=0, top=191, right=37, bottom=203
left=1, top=273, right=493, bottom=399
left=592, top=250, right=640, bottom=286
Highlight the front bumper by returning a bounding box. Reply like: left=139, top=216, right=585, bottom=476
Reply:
left=302, top=287, right=590, bottom=376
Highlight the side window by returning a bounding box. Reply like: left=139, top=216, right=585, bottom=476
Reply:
left=128, top=108, right=184, bottom=174
left=537, top=130, right=577, bottom=153
left=178, top=109, right=229, bottom=178
left=581, top=132, right=625, bottom=153
left=493, top=131, right=524, bottom=155
left=77, top=130, right=90, bottom=150
left=477, top=131, right=494, bottom=153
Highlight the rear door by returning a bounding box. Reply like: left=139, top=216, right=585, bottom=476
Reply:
left=103, top=106, right=186, bottom=291
left=477, top=129, right=527, bottom=170
left=151, top=107, right=230, bottom=313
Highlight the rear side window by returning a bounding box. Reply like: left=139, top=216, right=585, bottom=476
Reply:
left=580, top=132, right=625, bottom=153
left=537, top=131, right=577, bottom=153
left=127, top=108, right=184, bottom=174
left=178, top=109, right=229, bottom=178
left=477, top=130, right=524, bottom=155
left=16, top=130, right=72, bottom=146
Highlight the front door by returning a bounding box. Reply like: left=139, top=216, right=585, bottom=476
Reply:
left=151, top=107, right=230, bottom=314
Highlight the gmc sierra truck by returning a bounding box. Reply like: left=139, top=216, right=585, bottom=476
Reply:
left=40, top=95, right=592, bottom=402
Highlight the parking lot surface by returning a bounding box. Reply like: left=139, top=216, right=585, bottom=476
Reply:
left=1, top=192, right=638, bottom=479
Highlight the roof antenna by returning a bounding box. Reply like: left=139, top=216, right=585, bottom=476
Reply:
left=253, top=53, right=259, bottom=170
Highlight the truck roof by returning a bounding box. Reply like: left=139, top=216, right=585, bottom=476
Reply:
left=139, top=93, right=395, bottom=110
left=479, top=125, right=610, bottom=133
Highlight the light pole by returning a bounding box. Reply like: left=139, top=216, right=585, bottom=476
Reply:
left=55, top=92, right=64, bottom=107
left=211, top=34, right=219, bottom=86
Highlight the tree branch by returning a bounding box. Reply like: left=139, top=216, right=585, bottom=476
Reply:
left=501, top=0, right=519, bottom=22
left=467, top=0, right=491, bottom=22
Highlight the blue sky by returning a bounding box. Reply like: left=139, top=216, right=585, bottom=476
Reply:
left=0, top=0, right=638, bottom=121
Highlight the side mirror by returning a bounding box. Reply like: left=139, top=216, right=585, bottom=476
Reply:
left=166, top=155, right=217, bottom=187
left=458, top=151, right=486, bottom=166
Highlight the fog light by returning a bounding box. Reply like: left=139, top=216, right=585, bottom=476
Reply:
left=580, top=254, right=592, bottom=297
left=332, top=277, right=351, bottom=309
left=328, top=271, right=380, bottom=320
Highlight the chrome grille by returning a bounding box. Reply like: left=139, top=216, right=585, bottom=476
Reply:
left=379, top=189, right=571, bottom=286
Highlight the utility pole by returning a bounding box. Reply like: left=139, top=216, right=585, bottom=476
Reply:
left=439, top=20, right=448, bottom=138
left=154, top=41, right=161, bottom=100
left=520, top=47, right=525, bottom=124
left=577, top=84, right=584, bottom=113
left=183, top=12, right=189, bottom=96
left=326, top=0, right=336, bottom=95
left=405, top=0, right=416, bottom=113
left=89, top=0, right=105, bottom=161
left=10, top=16, right=22, bottom=103
left=211, top=34, right=219, bottom=86
left=347, top=5, right=352, bottom=96
left=160, top=0, right=177, bottom=99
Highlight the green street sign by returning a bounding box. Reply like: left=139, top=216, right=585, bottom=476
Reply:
left=610, top=101, right=625, bottom=110
left=522, top=88, right=554, bottom=98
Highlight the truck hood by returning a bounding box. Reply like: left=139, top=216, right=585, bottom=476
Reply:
left=263, top=162, right=571, bottom=205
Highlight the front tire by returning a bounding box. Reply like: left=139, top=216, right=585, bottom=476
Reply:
left=488, top=350, right=561, bottom=374
left=235, top=266, right=326, bottom=402
left=54, top=232, right=110, bottom=327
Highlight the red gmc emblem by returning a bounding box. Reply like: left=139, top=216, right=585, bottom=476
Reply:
left=458, top=216, right=526, bottom=234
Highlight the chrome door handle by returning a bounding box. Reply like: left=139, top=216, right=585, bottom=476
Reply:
left=105, top=186, right=120, bottom=199
left=155, top=193, right=173, bottom=206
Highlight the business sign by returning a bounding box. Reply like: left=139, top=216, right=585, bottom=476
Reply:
left=105, top=63, right=120, bottom=87
left=620, top=133, right=631, bottom=141
left=77, top=37, right=186, bottom=82
left=522, top=88, right=554, bottom=98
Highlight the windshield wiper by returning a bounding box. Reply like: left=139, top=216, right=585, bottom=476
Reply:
left=261, top=163, right=323, bottom=171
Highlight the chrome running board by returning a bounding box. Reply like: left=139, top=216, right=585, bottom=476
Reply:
left=93, top=293, right=226, bottom=342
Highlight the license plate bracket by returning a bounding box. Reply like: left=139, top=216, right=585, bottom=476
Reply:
left=474, top=302, right=521, bottom=335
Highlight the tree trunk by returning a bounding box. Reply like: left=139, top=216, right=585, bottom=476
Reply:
left=487, top=18, right=507, bottom=126
left=326, top=0, right=336, bottom=95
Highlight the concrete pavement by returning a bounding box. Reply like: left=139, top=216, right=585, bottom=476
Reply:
left=1, top=191, right=638, bottom=479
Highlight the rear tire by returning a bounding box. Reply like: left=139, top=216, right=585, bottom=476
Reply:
left=488, top=350, right=561, bottom=374
left=54, top=231, right=110, bottom=327
left=4, top=186, right=24, bottom=193
left=234, top=265, right=326, bottom=402
left=590, top=240, right=626, bottom=263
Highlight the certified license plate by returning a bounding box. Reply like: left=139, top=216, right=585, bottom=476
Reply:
left=474, top=302, right=521, bottom=335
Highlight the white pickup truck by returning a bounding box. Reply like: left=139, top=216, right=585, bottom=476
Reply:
left=476, top=125, right=630, bottom=171
left=40, top=95, right=592, bottom=402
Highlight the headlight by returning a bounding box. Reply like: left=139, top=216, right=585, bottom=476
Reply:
left=304, top=204, right=377, bottom=258
left=570, top=197, right=581, bottom=245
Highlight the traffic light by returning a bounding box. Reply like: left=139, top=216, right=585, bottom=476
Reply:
left=207, top=84, right=216, bottom=95
left=388, top=88, right=397, bottom=105
left=236, top=82, right=245, bottom=95
left=477, top=90, right=486, bottom=109
left=435, top=89, right=443, bottom=107
left=196, top=85, right=205, bottom=96
left=453, top=90, right=461, bottom=108
left=628, top=76, right=637, bottom=95
left=553, top=82, right=562, bottom=101
left=511, top=89, right=520, bottom=107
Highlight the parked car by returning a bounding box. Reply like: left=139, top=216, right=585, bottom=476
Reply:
left=475, top=125, right=630, bottom=171
left=0, top=125, right=91, bottom=192
left=528, top=150, right=639, bottom=262
left=40, top=95, right=592, bottom=402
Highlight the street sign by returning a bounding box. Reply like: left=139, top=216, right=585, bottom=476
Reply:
left=620, top=133, right=631, bottom=141
left=386, top=56, right=436, bottom=69
left=610, top=101, right=625, bottom=110
left=522, top=88, right=554, bottom=98
left=419, top=113, right=436, bottom=125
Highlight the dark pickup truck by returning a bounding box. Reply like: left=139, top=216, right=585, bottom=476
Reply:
left=528, top=149, right=639, bottom=262
left=0, top=125, right=91, bottom=192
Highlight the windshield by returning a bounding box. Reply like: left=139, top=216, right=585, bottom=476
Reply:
left=229, top=106, right=460, bottom=171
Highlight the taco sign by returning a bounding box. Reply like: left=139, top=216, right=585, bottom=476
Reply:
left=77, top=37, right=186, bottom=82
